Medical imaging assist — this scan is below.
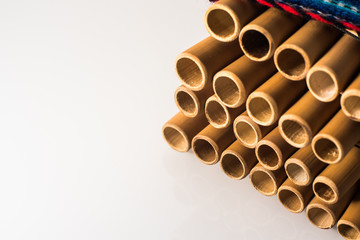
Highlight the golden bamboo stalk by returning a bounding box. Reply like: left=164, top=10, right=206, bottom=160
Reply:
left=274, top=20, right=341, bottom=80
left=306, top=35, right=360, bottom=102
left=239, top=8, right=303, bottom=61
left=176, top=36, right=242, bottom=91
left=213, top=55, right=276, bottom=108
left=246, top=72, right=306, bottom=126
left=312, top=110, right=360, bottom=164
left=341, top=73, right=360, bottom=122
left=279, top=91, right=339, bottom=148
left=162, top=112, right=208, bottom=152
left=220, top=140, right=257, bottom=180
left=337, top=191, right=360, bottom=240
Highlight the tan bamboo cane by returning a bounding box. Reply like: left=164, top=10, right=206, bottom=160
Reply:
left=174, top=85, right=214, bottom=118
left=213, top=55, right=276, bottom=108
left=312, top=110, right=360, bottom=164
left=285, top=145, right=327, bottom=186
left=176, top=36, right=242, bottom=91
left=306, top=35, right=360, bottom=102
left=204, top=0, right=262, bottom=42
left=249, top=163, right=287, bottom=196
left=338, top=191, right=360, bottom=240
left=246, top=72, right=306, bottom=126
left=255, top=127, right=297, bottom=171
left=278, top=91, right=339, bottom=148
left=239, top=8, right=303, bottom=61
left=278, top=178, right=313, bottom=213
left=341, top=74, right=360, bottom=122
left=162, top=112, right=208, bottom=152
left=220, top=140, right=257, bottom=180
left=313, top=147, right=360, bottom=204
left=274, top=20, right=341, bottom=81
left=192, top=124, right=235, bottom=165
left=205, top=95, right=245, bottom=128
left=306, top=187, right=356, bottom=229
left=233, top=111, right=274, bottom=148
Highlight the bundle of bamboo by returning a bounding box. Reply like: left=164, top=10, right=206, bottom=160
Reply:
left=162, top=0, right=360, bottom=238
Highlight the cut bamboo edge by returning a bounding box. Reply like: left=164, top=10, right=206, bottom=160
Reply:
left=337, top=191, right=360, bottom=240
left=341, top=74, right=360, bottom=122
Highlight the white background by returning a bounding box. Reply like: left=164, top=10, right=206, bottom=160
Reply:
left=0, top=0, right=342, bottom=239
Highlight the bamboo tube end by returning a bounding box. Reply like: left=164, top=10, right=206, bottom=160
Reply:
left=205, top=96, right=231, bottom=128
left=313, top=176, right=339, bottom=204
left=175, top=53, right=206, bottom=91
left=249, top=166, right=278, bottom=196
left=162, top=123, right=190, bottom=152
left=274, top=44, right=309, bottom=81
left=312, top=134, right=343, bottom=164
left=247, top=92, right=278, bottom=126
left=175, top=86, right=200, bottom=117
left=306, top=203, right=336, bottom=229
left=279, top=114, right=312, bottom=148
left=341, top=89, right=360, bottom=122
left=192, top=135, right=219, bottom=165
left=234, top=114, right=261, bottom=149
left=256, top=140, right=282, bottom=170
left=306, top=67, right=338, bottom=102
left=220, top=150, right=247, bottom=180
left=284, top=159, right=311, bottom=186
left=278, top=186, right=304, bottom=213
left=239, top=25, right=273, bottom=62
left=338, top=220, right=360, bottom=240
left=213, top=71, right=246, bottom=108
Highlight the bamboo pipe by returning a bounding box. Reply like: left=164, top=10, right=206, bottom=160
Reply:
left=313, top=147, right=360, bottom=204
left=239, top=8, right=303, bottom=61
left=175, top=36, right=243, bottom=91
left=285, top=145, right=327, bottom=186
left=162, top=112, right=208, bottom=152
left=246, top=72, right=306, bottom=126
left=205, top=95, right=245, bottom=128
left=312, top=110, right=360, bottom=164
left=306, top=35, right=360, bottom=102
left=279, top=91, right=340, bottom=148
left=220, top=140, right=257, bottom=180
left=174, top=85, right=214, bottom=118
left=192, top=124, right=235, bottom=165
left=213, top=55, right=276, bottom=108
left=338, top=191, right=360, bottom=240
left=255, top=127, right=297, bottom=171
left=278, top=178, right=313, bottom=213
left=341, top=74, right=360, bottom=122
left=233, top=111, right=274, bottom=148
left=306, top=187, right=356, bottom=229
left=249, top=163, right=287, bottom=196
left=204, top=0, right=262, bottom=42
left=274, top=20, right=341, bottom=81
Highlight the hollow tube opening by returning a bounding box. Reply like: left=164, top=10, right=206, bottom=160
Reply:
left=286, top=162, right=309, bottom=185
left=207, top=9, right=236, bottom=39
left=308, top=70, right=337, bottom=101
left=307, top=207, right=333, bottom=229
left=338, top=223, right=360, bottom=240
left=343, top=95, right=360, bottom=120
left=281, top=119, right=308, bottom=146
left=276, top=48, right=306, bottom=77
left=235, top=121, right=258, bottom=147
left=278, top=189, right=302, bottom=212
left=176, top=57, right=204, bottom=89
left=314, top=182, right=336, bottom=202
left=251, top=170, right=276, bottom=194
left=241, top=30, right=270, bottom=59
left=221, top=153, right=245, bottom=179
left=206, top=100, right=228, bottom=126
left=313, top=138, right=339, bottom=163
left=193, top=138, right=217, bottom=163
left=248, top=96, right=273, bottom=124
left=257, top=144, right=280, bottom=168
left=214, top=76, right=240, bottom=106
left=176, top=91, right=197, bottom=115
left=163, top=126, right=188, bottom=152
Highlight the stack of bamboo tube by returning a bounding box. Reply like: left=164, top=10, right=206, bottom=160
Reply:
left=162, top=0, right=360, bottom=238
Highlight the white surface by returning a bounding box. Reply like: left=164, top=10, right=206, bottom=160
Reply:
left=0, top=0, right=342, bottom=239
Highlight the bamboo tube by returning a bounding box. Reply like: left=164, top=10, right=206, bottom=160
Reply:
left=313, top=147, right=360, bottom=204
left=312, top=110, right=360, bottom=164
left=205, top=95, right=245, bottom=128
left=213, top=55, right=276, bottom=108
left=220, top=140, right=257, bottom=180
left=306, top=187, right=356, bottom=229
left=162, top=112, right=208, bottom=152
left=306, top=35, right=360, bottom=102
left=233, top=111, right=273, bottom=148
left=239, top=8, right=303, bottom=61
left=176, top=37, right=242, bottom=91
left=249, top=163, right=287, bottom=196
left=274, top=20, right=341, bottom=81
left=279, top=91, right=340, bottom=148
left=255, top=127, right=297, bottom=171
left=174, top=85, right=214, bottom=118
left=341, top=74, right=360, bottom=122
left=246, top=72, right=306, bottom=126
left=338, top=191, right=360, bottom=240
left=285, top=145, right=327, bottom=186
left=278, top=178, right=314, bottom=213
left=204, top=0, right=262, bottom=42
left=192, top=124, right=235, bottom=165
